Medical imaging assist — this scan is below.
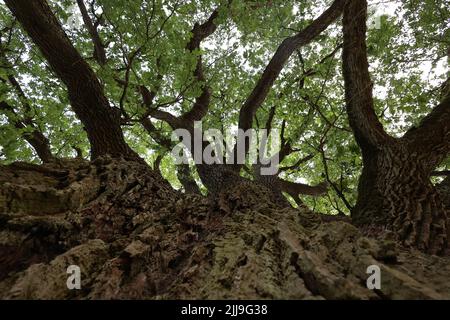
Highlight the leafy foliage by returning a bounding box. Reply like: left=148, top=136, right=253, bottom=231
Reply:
left=0, top=0, right=448, bottom=215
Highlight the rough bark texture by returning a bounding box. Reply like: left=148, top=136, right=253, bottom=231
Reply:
left=351, top=144, right=449, bottom=255
left=437, top=177, right=450, bottom=210
left=251, top=164, right=327, bottom=208
left=342, top=0, right=449, bottom=255
left=1, top=159, right=449, bottom=300
left=196, top=164, right=246, bottom=196
left=177, top=164, right=201, bottom=195
left=76, top=0, right=107, bottom=66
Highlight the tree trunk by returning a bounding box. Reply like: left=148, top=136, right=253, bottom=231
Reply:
left=437, top=176, right=450, bottom=209
left=342, top=0, right=450, bottom=255
left=1, top=158, right=449, bottom=299
left=352, top=144, right=449, bottom=255
left=4, top=0, right=137, bottom=159
left=177, top=164, right=201, bottom=195
left=195, top=163, right=288, bottom=210
left=196, top=164, right=244, bottom=195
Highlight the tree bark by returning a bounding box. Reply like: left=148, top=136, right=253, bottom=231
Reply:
left=177, top=164, right=201, bottom=195
left=236, top=0, right=346, bottom=158
left=76, top=0, right=107, bottom=66
left=437, top=176, right=450, bottom=210
left=342, top=0, right=449, bottom=255
left=0, top=101, right=55, bottom=163
left=146, top=1, right=346, bottom=190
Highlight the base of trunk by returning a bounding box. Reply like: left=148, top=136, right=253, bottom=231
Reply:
left=1, top=158, right=449, bottom=299
left=353, top=153, right=449, bottom=255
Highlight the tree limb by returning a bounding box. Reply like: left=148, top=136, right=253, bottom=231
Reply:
left=177, top=163, right=201, bottom=194
left=5, top=0, right=137, bottom=159
left=179, top=7, right=223, bottom=125
left=141, top=118, right=173, bottom=150
left=342, top=0, right=392, bottom=149
left=141, top=7, right=223, bottom=133
left=76, top=0, right=107, bottom=65
left=432, top=170, right=450, bottom=177
left=278, top=178, right=328, bottom=197
left=238, top=0, right=347, bottom=139
left=402, top=79, right=450, bottom=170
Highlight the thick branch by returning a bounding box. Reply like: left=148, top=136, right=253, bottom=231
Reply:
left=432, top=170, right=450, bottom=177
left=257, top=106, right=277, bottom=163
left=147, top=109, right=184, bottom=130
left=177, top=164, right=201, bottom=194
left=139, top=82, right=160, bottom=109
left=76, top=0, right=107, bottom=65
left=185, top=10, right=220, bottom=52
left=238, top=0, right=346, bottom=135
left=141, top=8, right=222, bottom=134
left=179, top=8, right=222, bottom=124
left=141, top=118, right=173, bottom=149
left=5, top=0, right=136, bottom=159
left=279, top=178, right=328, bottom=197
left=403, top=87, right=450, bottom=170
left=342, top=0, right=391, bottom=149
left=0, top=63, right=55, bottom=163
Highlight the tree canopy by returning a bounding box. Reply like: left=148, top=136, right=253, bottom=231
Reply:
left=1, top=0, right=450, bottom=300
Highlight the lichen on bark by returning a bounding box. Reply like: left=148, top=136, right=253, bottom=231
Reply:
left=1, top=158, right=449, bottom=300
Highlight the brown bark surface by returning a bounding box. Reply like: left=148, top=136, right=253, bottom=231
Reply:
left=342, top=0, right=449, bottom=254
left=1, top=159, right=449, bottom=299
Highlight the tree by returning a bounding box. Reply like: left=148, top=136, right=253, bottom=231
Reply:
left=1, top=0, right=450, bottom=300
left=4, top=0, right=138, bottom=159
left=139, top=0, right=345, bottom=198
left=342, top=0, right=449, bottom=255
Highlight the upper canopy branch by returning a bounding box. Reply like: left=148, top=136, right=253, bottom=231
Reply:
left=179, top=4, right=232, bottom=126
left=238, top=0, right=347, bottom=137
left=76, top=0, right=107, bottom=65
left=402, top=81, right=450, bottom=170
left=145, top=5, right=225, bottom=132
left=178, top=8, right=220, bottom=124
left=342, top=0, right=392, bottom=149
left=0, top=101, right=55, bottom=163
left=0, top=24, right=55, bottom=163
left=342, top=0, right=449, bottom=168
